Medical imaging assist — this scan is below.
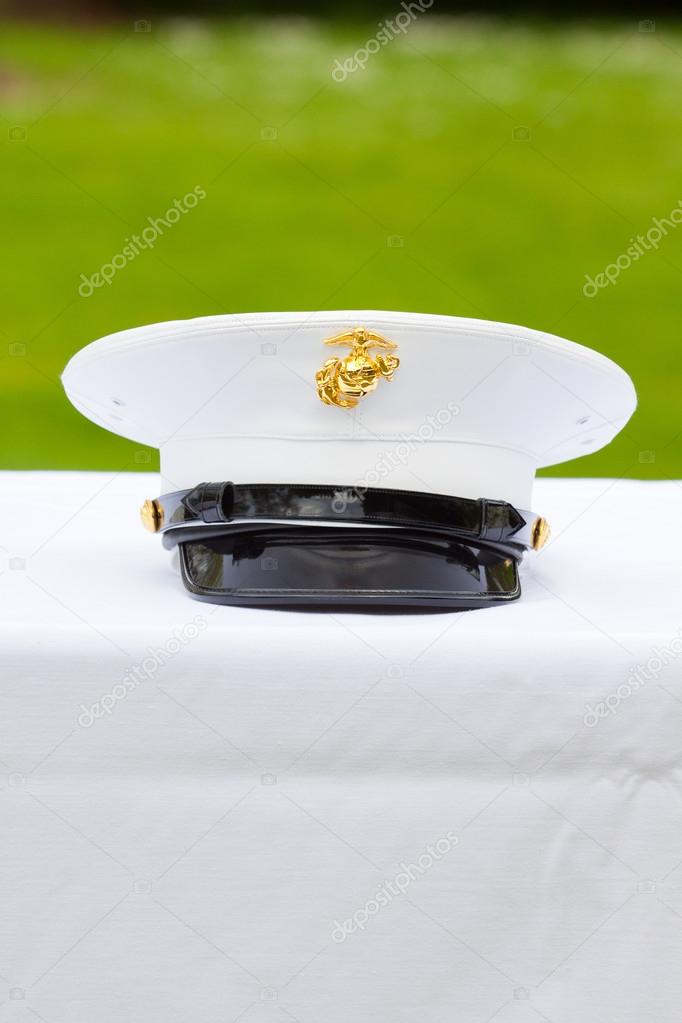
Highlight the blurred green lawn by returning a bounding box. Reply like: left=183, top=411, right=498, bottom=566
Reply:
left=1, top=16, right=680, bottom=478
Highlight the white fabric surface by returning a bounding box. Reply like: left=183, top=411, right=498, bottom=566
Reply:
left=1, top=471, right=681, bottom=1023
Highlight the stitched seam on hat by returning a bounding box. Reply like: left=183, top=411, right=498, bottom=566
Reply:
left=69, top=321, right=627, bottom=378
left=162, top=434, right=539, bottom=456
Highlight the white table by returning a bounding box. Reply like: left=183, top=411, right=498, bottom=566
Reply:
left=1, top=472, right=681, bottom=1023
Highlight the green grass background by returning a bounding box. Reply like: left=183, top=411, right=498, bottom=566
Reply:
left=1, top=17, right=680, bottom=478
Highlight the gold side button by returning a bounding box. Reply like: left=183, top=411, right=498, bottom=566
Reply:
left=531, top=516, right=551, bottom=551
left=140, top=498, right=163, bottom=533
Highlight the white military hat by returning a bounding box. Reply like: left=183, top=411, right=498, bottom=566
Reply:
left=62, top=310, right=636, bottom=611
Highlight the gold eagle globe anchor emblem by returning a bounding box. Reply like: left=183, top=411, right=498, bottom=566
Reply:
left=315, top=327, right=400, bottom=409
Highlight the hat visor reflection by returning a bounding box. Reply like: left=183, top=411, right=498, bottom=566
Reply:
left=177, top=526, right=520, bottom=612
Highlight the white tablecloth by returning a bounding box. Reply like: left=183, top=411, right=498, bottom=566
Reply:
left=1, top=471, right=681, bottom=1023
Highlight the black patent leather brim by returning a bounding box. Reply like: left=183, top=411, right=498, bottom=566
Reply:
left=176, top=526, right=521, bottom=612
